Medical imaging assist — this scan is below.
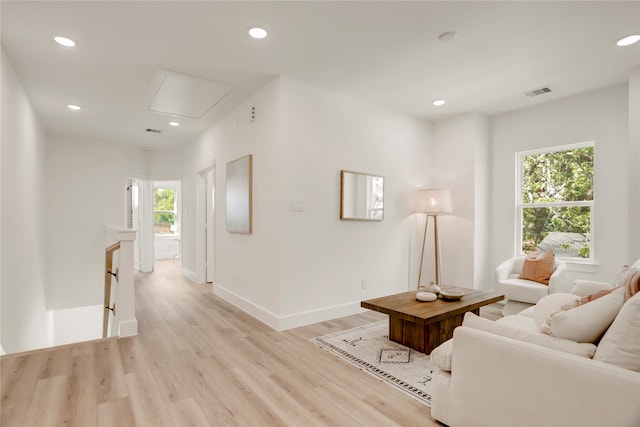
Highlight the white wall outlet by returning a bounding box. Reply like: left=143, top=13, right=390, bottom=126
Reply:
left=289, top=199, right=304, bottom=212
left=361, top=278, right=367, bottom=289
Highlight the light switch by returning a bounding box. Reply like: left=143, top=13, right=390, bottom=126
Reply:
left=289, top=199, right=304, bottom=212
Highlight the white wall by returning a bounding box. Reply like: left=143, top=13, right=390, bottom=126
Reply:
left=1, top=51, right=50, bottom=353
left=490, top=84, right=630, bottom=284
left=628, top=67, right=640, bottom=261
left=182, top=78, right=283, bottom=320
left=44, top=135, right=147, bottom=310
left=181, top=76, right=431, bottom=329
left=49, top=304, right=102, bottom=346
left=276, top=77, right=430, bottom=325
left=427, top=114, right=491, bottom=290
left=147, top=147, right=183, bottom=180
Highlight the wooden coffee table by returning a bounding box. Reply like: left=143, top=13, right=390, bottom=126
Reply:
left=361, top=286, right=503, bottom=354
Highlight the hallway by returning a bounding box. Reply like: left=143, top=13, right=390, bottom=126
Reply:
left=1, top=260, right=434, bottom=426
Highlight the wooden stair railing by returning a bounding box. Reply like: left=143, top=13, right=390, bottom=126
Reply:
left=103, top=242, right=121, bottom=338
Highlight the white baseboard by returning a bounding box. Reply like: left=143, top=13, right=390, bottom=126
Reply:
left=0, top=344, right=5, bottom=356
left=118, top=319, right=138, bottom=337
left=182, top=267, right=199, bottom=283
left=277, top=302, right=366, bottom=330
left=212, top=285, right=365, bottom=331
left=213, top=286, right=280, bottom=329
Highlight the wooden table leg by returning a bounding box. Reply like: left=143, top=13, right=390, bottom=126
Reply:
left=389, top=316, right=426, bottom=353
left=388, top=311, right=470, bottom=354
left=425, top=312, right=465, bottom=353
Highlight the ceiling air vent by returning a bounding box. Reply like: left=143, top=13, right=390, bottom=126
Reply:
left=524, top=86, right=552, bottom=97
left=146, top=128, right=162, bottom=134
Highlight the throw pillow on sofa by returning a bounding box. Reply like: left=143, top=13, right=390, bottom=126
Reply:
left=533, top=293, right=581, bottom=331
left=614, top=265, right=640, bottom=301
left=539, top=287, right=625, bottom=343
left=593, top=292, right=640, bottom=371
left=560, top=287, right=619, bottom=311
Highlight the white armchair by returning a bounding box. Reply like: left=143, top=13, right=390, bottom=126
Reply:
left=495, top=256, right=570, bottom=316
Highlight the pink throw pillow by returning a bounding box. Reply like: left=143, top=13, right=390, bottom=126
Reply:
left=519, top=250, right=555, bottom=285
left=560, top=287, right=618, bottom=311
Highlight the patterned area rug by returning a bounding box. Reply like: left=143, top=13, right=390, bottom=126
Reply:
left=311, top=320, right=436, bottom=406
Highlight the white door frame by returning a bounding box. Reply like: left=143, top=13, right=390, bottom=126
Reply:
left=126, top=177, right=154, bottom=272
left=139, top=179, right=155, bottom=272
left=197, top=163, right=216, bottom=284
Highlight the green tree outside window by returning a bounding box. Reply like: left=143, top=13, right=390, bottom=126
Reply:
left=519, top=145, right=594, bottom=259
left=154, top=188, right=176, bottom=234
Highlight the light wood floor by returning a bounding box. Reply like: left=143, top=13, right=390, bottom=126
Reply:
left=1, top=260, right=500, bottom=426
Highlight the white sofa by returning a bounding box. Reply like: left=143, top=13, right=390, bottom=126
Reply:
left=430, top=266, right=640, bottom=427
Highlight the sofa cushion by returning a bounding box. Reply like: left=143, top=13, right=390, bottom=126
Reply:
left=519, top=250, right=555, bottom=285
left=593, top=292, right=640, bottom=371
left=496, top=314, right=538, bottom=332
left=430, top=338, right=453, bottom=372
left=543, top=287, right=625, bottom=343
left=518, top=305, right=536, bottom=318
left=430, top=312, right=598, bottom=372
left=496, top=278, right=550, bottom=304
left=468, top=312, right=596, bottom=356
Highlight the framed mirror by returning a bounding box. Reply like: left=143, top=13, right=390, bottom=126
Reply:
left=226, top=154, right=253, bottom=233
left=340, top=170, right=384, bottom=221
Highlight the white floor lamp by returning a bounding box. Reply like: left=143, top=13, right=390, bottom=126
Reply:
left=416, top=189, right=452, bottom=289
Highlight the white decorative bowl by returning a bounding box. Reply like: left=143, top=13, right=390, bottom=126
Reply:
left=440, top=289, right=465, bottom=301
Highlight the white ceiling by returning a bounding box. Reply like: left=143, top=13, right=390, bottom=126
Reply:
left=2, top=1, right=639, bottom=149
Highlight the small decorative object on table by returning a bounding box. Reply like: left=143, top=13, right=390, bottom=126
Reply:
left=440, top=289, right=465, bottom=301
left=416, top=291, right=438, bottom=302
left=424, top=282, right=441, bottom=295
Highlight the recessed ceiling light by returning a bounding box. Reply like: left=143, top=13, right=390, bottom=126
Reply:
left=169, top=121, right=180, bottom=127
left=432, top=99, right=446, bottom=106
left=67, top=104, right=81, bottom=110
left=248, top=27, right=268, bottom=39
left=438, top=31, right=457, bottom=42
left=617, top=34, right=640, bottom=47
left=54, top=36, right=76, bottom=47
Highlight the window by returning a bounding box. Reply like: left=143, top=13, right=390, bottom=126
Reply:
left=517, top=142, right=594, bottom=261
left=154, top=187, right=177, bottom=235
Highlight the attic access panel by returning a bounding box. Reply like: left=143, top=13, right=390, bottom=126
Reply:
left=147, top=70, right=233, bottom=119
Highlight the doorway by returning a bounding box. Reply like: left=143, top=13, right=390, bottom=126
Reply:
left=126, top=178, right=182, bottom=272
left=153, top=180, right=181, bottom=262
left=197, top=166, right=216, bottom=284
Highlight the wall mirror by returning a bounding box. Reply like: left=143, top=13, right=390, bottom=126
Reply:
left=340, top=170, right=384, bottom=221
left=226, top=154, right=252, bottom=233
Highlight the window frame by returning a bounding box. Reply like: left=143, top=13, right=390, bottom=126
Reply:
left=515, top=141, right=595, bottom=263
left=153, top=185, right=179, bottom=237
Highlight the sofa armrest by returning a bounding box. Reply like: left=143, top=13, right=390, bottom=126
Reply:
left=571, top=279, right=613, bottom=296
left=495, top=258, right=516, bottom=282
left=548, top=261, right=570, bottom=294
left=445, top=327, right=640, bottom=427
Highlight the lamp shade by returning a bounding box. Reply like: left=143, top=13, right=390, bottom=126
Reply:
left=415, top=189, right=452, bottom=214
